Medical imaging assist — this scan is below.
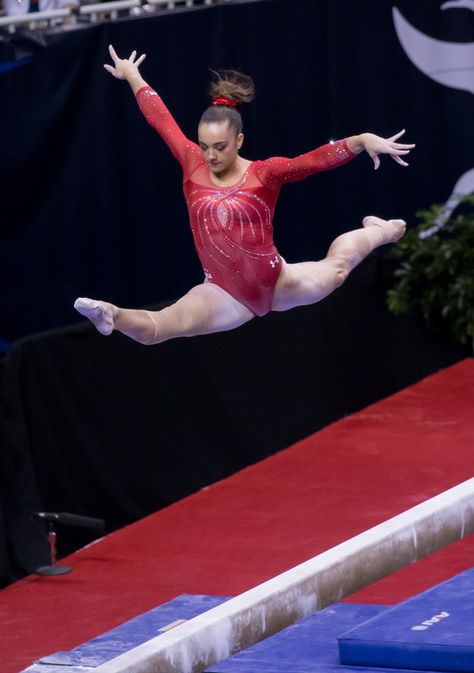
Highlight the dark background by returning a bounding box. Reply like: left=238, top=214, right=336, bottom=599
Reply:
left=0, top=0, right=472, bottom=585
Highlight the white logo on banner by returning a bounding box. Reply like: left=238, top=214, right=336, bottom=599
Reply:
left=393, top=4, right=474, bottom=237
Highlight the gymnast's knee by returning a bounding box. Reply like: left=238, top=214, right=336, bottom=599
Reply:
left=330, top=257, right=351, bottom=288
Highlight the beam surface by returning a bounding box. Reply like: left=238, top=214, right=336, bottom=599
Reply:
left=96, top=478, right=474, bottom=673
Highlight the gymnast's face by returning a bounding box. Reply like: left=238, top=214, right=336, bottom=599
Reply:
left=198, top=121, right=244, bottom=176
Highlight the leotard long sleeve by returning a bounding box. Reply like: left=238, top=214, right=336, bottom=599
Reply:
left=136, top=85, right=356, bottom=316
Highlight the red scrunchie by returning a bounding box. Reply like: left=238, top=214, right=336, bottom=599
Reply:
left=212, top=96, right=238, bottom=108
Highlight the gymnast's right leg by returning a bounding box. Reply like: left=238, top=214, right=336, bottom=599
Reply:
left=74, top=283, right=254, bottom=345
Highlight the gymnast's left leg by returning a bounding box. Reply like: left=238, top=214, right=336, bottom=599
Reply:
left=272, top=215, right=405, bottom=311
left=74, top=283, right=254, bottom=345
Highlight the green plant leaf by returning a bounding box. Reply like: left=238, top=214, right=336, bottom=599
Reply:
left=387, top=195, right=474, bottom=350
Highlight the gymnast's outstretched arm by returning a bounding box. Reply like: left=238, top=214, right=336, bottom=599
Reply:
left=257, top=131, right=415, bottom=189
left=104, top=45, right=201, bottom=170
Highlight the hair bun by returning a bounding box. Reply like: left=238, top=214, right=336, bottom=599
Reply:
left=208, top=69, right=255, bottom=105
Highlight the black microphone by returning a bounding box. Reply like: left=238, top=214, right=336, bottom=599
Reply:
left=34, top=512, right=105, bottom=530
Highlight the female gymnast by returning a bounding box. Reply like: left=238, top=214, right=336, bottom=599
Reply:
left=74, top=46, right=415, bottom=345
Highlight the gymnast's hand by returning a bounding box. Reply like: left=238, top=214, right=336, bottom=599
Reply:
left=358, top=130, right=415, bottom=170
left=104, top=45, right=147, bottom=92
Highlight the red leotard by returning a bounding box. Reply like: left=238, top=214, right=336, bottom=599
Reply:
left=136, top=86, right=356, bottom=316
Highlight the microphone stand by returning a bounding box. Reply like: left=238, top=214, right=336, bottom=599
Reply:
left=33, top=512, right=105, bottom=576
left=35, top=520, right=72, bottom=576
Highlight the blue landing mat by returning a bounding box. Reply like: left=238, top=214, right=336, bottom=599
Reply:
left=205, top=603, right=444, bottom=673
left=338, top=567, right=474, bottom=672
left=21, top=594, right=229, bottom=672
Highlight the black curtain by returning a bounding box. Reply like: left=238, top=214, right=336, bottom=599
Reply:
left=0, top=356, right=49, bottom=585
left=0, top=0, right=472, bottom=584
left=0, top=256, right=469, bottom=585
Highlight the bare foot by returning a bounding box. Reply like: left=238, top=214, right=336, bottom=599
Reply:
left=74, top=297, right=118, bottom=336
left=362, top=216, right=406, bottom=243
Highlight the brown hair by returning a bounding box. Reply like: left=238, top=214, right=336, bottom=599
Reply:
left=199, top=69, right=255, bottom=135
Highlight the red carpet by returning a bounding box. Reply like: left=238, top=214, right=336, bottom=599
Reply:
left=1, top=359, right=472, bottom=673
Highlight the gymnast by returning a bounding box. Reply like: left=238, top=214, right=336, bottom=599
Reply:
left=74, top=46, right=415, bottom=345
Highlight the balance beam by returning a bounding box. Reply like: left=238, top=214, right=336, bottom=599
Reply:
left=96, top=477, right=474, bottom=673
